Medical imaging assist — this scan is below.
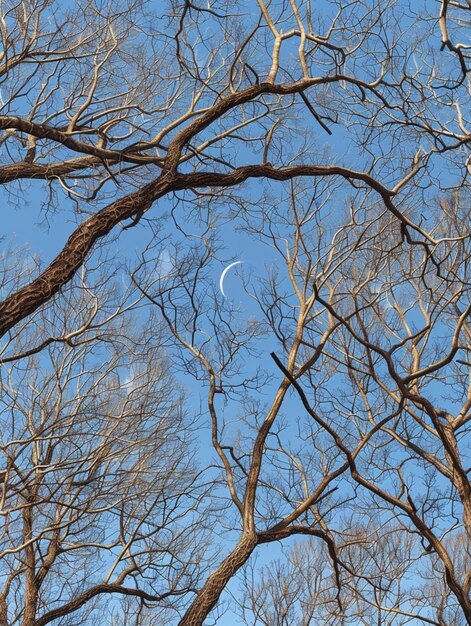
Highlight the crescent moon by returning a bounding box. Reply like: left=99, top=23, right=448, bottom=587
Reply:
left=219, top=261, right=243, bottom=297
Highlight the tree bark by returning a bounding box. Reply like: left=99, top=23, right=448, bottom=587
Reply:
left=178, top=533, right=257, bottom=626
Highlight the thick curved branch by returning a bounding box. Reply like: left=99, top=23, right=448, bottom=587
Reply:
left=0, top=162, right=424, bottom=340
left=162, top=74, right=394, bottom=172
left=0, top=117, right=162, bottom=165
left=257, top=525, right=343, bottom=608
left=35, top=583, right=187, bottom=626
left=0, top=157, right=101, bottom=184
left=0, top=175, right=169, bottom=337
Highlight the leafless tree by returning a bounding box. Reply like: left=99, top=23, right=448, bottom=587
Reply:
left=0, top=0, right=469, bottom=335
left=128, top=173, right=470, bottom=624
left=237, top=526, right=420, bottom=626
left=0, top=261, right=209, bottom=626
left=1, top=1, right=470, bottom=625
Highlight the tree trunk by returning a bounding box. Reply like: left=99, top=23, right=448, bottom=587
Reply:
left=178, top=533, right=257, bottom=626
left=22, top=499, right=38, bottom=626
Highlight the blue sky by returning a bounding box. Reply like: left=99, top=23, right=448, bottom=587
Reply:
left=1, top=0, right=469, bottom=623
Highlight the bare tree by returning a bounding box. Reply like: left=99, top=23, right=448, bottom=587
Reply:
left=1, top=0, right=469, bottom=335
left=1, top=1, right=471, bottom=625
left=237, top=527, right=420, bottom=626
left=129, top=175, right=470, bottom=625
left=0, top=262, right=208, bottom=626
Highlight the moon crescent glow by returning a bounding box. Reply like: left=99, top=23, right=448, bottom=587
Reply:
left=219, top=261, right=243, bottom=297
